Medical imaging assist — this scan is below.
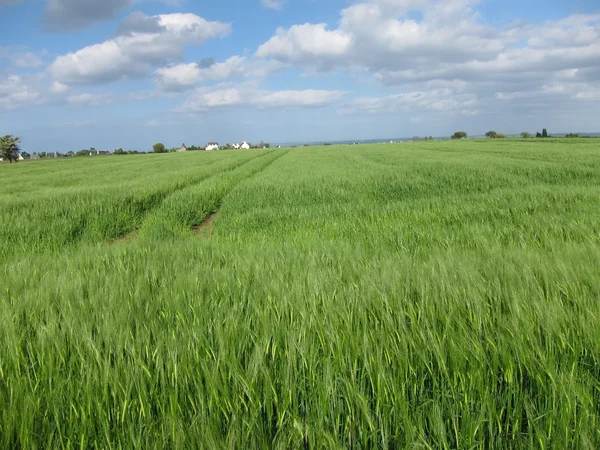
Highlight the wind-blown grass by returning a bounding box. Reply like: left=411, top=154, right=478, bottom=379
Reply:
left=1, top=140, right=599, bottom=448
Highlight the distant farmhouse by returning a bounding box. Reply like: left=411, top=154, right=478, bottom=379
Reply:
left=46, top=152, right=58, bottom=159
left=205, top=142, right=219, bottom=151
left=90, top=150, right=109, bottom=156
left=232, top=143, right=240, bottom=149
left=18, top=152, right=31, bottom=161
left=240, top=141, right=251, bottom=150
left=177, top=144, right=187, bottom=152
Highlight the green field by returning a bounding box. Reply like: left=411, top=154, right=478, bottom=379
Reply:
left=1, top=139, right=599, bottom=448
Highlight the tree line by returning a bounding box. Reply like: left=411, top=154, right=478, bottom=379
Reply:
left=448, top=128, right=565, bottom=140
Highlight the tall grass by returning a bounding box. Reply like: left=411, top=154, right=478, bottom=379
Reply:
left=1, top=140, right=599, bottom=448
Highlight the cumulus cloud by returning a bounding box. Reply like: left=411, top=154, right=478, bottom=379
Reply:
left=0, top=46, right=45, bottom=69
left=0, top=74, right=43, bottom=110
left=256, top=23, right=352, bottom=68
left=255, top=0, right=600, bottom=119
left=48, top=12, right=231, bottom=85
left=0, top=71, right=67, bottom=110
left=175, top=84, right=345, bottom=113
left=44, top=0, right=132, bottom=31
left=116, top=10, right=165, bottom=35
left=0, top=69, right=158, bottom=110
left=155, top=56, right=285, bottom=91
left=43, top=0, right=183, bottom=30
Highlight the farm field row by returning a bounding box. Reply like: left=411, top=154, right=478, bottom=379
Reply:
left=1, top=139, right=599, bottom=448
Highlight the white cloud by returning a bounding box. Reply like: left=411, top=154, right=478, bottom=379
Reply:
left=155, top=56, right=285, bottom=91
left=261, top=0, right=284, bottom=10
left=175, top=84, right=345, bottom=113
left=0, top=47, right=45, bottom=69
left=43, top=0, right=185, bottom=31
left=0, top=70, right=158, bottom=110
left=13, top=52, right=44, bottom=69
left=255, top=0, right=600, bottom=120
left=48, top=12, right=231, bottom=85
left=44, top=0, right=132, bottom=31
left=339, top=89, right=479, bottom=116
left=51, top=81, right=69, bottom=94
left=0, top=73, right=46, bottom=110
left=254, top=89, right=345, bottom=107
left=256, top=24, right=352, bottom=68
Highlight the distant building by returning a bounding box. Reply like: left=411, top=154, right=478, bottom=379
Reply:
left=46, top=152, right=58, bottom=159
left=232, top=143, right=240, bottom=149
left=240, top=141, right=250, bottom=150
left=18, top=152, right=31, bottom=161
left=31, top=153, right=40, bottom=160
left=205, top=142, right=219, bottom=151
left=177, top=144, right=187, bottom=152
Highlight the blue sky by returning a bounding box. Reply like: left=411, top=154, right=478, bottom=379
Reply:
left=1, top=0, right=599, bottom=152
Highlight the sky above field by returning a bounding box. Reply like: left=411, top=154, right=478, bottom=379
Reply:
left=1, top=0, right=599, bottom=151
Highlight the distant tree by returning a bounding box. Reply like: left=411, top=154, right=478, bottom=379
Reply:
left=114, top=148, right=126, bottom=155
left=451, top=131, right=467, bottom=140
left=521, top=132, right=531, bottom=138
left=324, top=142, right=332, bottom=146
left=153, top=142, right=166, bottom=153
left=565, top=133, right=579, bottom=138
left=485, top=131, right=498, bottom=138
left=542, top=128, right=548, bottom=138
left=412, top=136, right=421, bottom=142
left=0, top=135, right=21, bottom=163
left=429, top=136, right=433, bottom=141
left=536, top=132, right=542, bottom=138
left=76, top=150, right=90, bottom=156
left=66, top=151, right=75, bottom=157
left=40, top=151, right=47, bottom=158
left=496, top=133, right=506, bottom=138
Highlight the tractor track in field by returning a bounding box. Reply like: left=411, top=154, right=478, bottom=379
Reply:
left=193, top=204, right=220, bottom=235
left=110, top=152, right=269, bottom=244
left=193, top=149, right=290, bottom=237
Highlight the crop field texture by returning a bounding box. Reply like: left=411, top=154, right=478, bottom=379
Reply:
left=1, top=140, right=599, bottom=448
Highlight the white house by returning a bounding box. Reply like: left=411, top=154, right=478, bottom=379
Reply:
left=177, top=144, right=187, bottom=152
left=205, top=142, right=219, bottom=151
left=240, top=141, right=250, bottom=150
left=18, top=152, right=31, bottom=161
left=232, top=143, right=240, bottom=149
